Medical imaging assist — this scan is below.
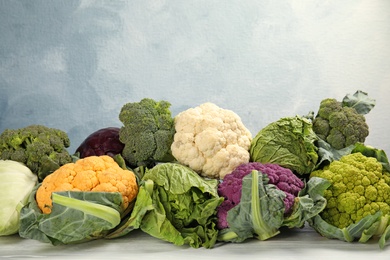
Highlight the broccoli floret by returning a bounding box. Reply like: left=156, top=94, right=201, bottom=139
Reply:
left=313, top=96, right=370, bottom=150
left=118, top=98, right=175, bottom=168
left=0, top=125, right=72, bottom=181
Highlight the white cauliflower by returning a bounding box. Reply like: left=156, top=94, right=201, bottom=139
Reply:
left=171, top=102, right=252, bottom=179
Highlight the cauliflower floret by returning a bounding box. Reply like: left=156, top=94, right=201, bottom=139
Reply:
left=171, top=102, right=252, bottom=179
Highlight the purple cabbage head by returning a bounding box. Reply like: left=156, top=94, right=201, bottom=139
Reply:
left=75, top=127, right=125, bottom=158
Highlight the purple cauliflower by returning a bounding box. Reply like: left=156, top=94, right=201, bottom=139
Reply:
left=217, top=162, right=304, bottom=229
left=75, top=127, right=125, bottom=158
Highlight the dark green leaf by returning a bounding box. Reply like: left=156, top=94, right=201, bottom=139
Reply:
left=19, top=186, right=124, bottom=245
left=342, top=90, right=376, bottom=115
left=315, top=139, right=355, bottom=169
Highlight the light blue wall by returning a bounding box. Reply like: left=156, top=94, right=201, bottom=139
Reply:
left=1, top=0, right=389, bottom=154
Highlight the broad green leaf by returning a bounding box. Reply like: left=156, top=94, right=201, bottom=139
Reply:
left=342, top=90, right=376, bottom=115
left=218, top=171, right=285, bottom=242
left=283, top=177, right=330, bottom=227
left=315, top=139, right=355, bottom=169
left=19, top=185, right=124, bottom=245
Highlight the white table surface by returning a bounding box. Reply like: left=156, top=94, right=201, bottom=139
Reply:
left=0, top=225, right=389, bottom=260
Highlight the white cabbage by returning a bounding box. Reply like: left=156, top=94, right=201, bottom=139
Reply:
left=0, top=160, right=37, bottom=236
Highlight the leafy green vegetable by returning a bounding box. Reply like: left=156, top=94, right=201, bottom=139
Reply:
left=107, top=163, right=223, bottom=249
left=250, top=115, right=318, bottom=175
left=19, top=184, right=124, bottom=245
left=0, top=160, right=38, bottom=236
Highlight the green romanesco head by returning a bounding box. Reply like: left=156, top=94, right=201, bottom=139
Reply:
left=310, top=152, right=390, bottom=228
left=312, top=98, right=369, bottom=150
left=118, top=98, right=175, bottom=168
left=0, top=124, right=72, bottom=181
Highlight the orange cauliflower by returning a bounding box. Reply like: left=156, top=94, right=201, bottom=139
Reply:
left=36, top=155, right=138, bottom=214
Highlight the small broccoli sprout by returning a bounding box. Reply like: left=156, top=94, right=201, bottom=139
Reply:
left=118, top=98, right=175, bottom=168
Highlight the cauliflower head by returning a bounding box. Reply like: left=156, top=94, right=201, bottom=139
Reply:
left=36, top=155, right=138, bottom=214
left=310, top=152, right=390, bottom=228
left=217, top=162, right=304, bottom=229
left=312, top=98, right=369, bottom=150
left=171, top=102, right=252, bottom=179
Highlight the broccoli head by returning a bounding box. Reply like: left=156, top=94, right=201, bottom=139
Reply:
left=313, top=96, right=370, bottom=150
left=118, top=98, right=175, bottom=168
left=0, top=124, right=72, bottom=181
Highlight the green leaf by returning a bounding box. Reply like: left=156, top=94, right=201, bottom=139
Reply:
left=19, top=185, right=124, bottom=245
left=107, top=180, right=154, bottom=238
left=218, top=170, right=285, bottom=242
left=308, top=209, right=388, bottom=247
left=51, top=192, right=121, bottom=227
left=342, top=90, right=376, bottom=115
left=379, top=217, right=390, bottom=249
left=315, top=139, right=355, bottom=169
left=283, top=177, right=330, bottom=228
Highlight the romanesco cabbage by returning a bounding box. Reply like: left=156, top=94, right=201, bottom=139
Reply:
left=310, top=152, right=390, bottom=228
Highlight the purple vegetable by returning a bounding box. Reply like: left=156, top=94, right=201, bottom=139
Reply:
left=217, top=162, right=304, bottom=229
left=75, top=127, right=125, bottom=158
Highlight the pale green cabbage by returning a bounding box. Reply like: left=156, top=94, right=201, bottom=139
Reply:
left=250, top=115, right=318, bottom=175
left=0, top=160, right=37, bottom=236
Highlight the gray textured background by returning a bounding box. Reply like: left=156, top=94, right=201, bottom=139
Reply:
left=0, top=0, right=389, bottom=154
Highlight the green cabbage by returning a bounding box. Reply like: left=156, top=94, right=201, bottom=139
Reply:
left=107, top=163, right=223, bottom=248
left=250, top=115, right=318, bottom=175
left=0, top=160, right=37, bottom=236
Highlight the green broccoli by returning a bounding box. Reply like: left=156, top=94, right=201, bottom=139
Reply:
left=308, top=151, right=390, bottom=248
left=118, top=98, right=175, bottom=168
left=312, top=91, right=375, bottom=150
left=0, top=124, right=72, bottom=181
